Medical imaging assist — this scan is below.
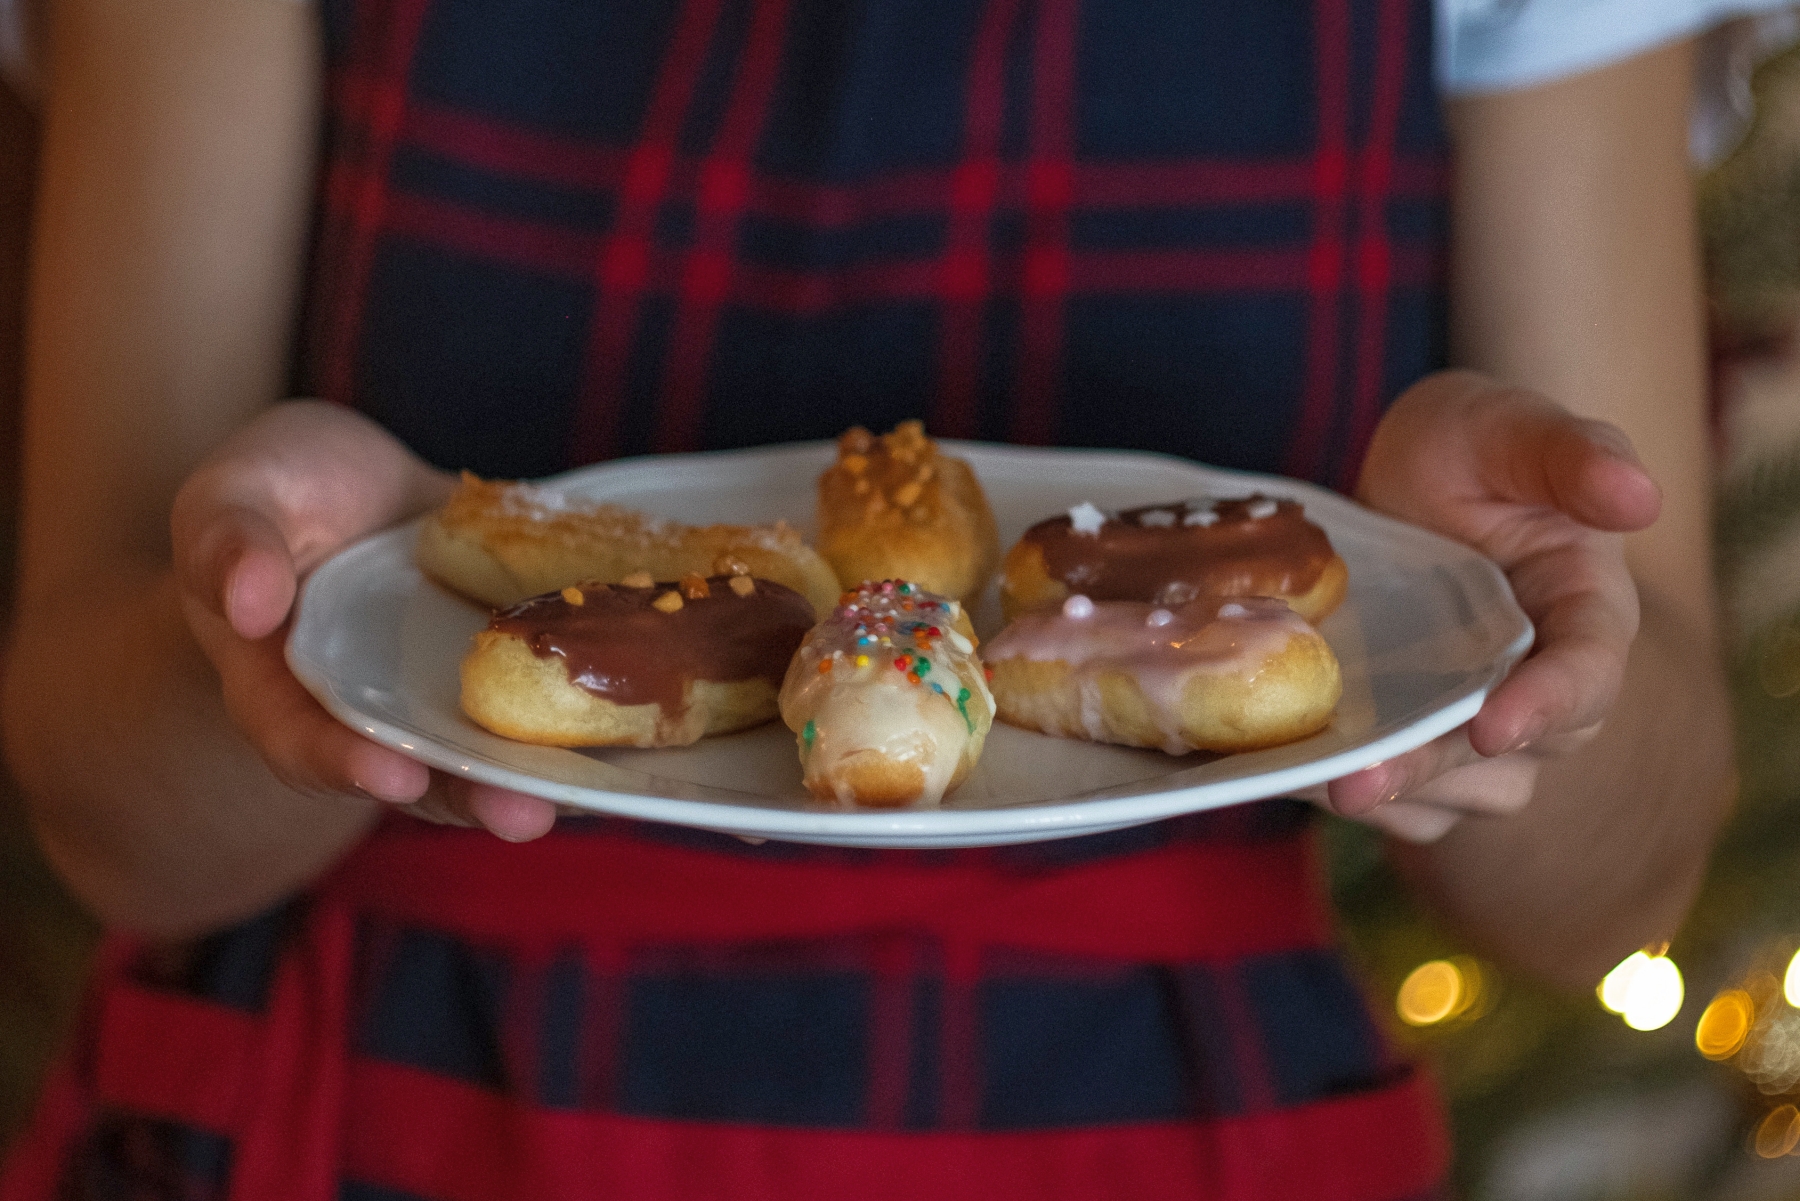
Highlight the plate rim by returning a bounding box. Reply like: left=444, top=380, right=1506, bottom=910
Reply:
left=288, top=440, right=1534, bottom=844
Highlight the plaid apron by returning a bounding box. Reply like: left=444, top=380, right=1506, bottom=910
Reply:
left=4, top=0, right=1453, bottom=1195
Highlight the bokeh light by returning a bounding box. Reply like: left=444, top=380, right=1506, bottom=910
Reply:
left=1398, top=960, right=1462, bottom=1026
left=1599, top=951, right=1684, bottom=1031
left=1756, top=1105, right=1800, bottom=1158
left=1697, top=989, right=1755, bottom=1060
left=1782, top=948, right=1800, bottom=1008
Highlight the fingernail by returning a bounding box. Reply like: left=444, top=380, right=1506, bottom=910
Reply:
left=1583, top=423, right=1639, bottom=464
left=1499, top=715, right=1547, bottom=757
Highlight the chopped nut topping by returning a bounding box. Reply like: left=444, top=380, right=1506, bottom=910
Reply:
left=621, top=571, right=654, bottom=588
left=853, top=477, right=870, bottom=495
left=652, top=590, right=684, bottom=613
left=892, top=480, right=922, bottom=507
left=560, top=586, right=585, bottom=605
left=839, top=426, right=874, bottom=455
left=840, top=453, right=868, bottom=475
left=728, top=575, right=756, bottom=597
left=909, top=506, right=930, bottom=522
left=712, top=554, right=750, bottom=576
left=865, top=492, right=887, bottom=515
left=916, top=463, right=934, bottom=482
left=679, top=573, right=711, bottom=599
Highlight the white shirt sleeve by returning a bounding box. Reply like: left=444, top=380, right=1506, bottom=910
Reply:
left=1438, top=0, right=1798, bottom=94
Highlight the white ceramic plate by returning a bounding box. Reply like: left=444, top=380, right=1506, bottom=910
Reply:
left=288, top=442, right=1532, bottom=848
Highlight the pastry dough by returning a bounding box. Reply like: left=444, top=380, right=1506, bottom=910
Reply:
left=1000, top=495, right=1347, bottom=623
left=779, top=580, right=994, bottom=806
left=419, top=472, right=842, bottom=617
left=461, top=573, right=816, bottom=748
left=816, top=422, right=999, bottom=602
left=985, top=594, right=1340, bottom=754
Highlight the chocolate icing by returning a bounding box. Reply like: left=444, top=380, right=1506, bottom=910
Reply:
left=1021, top=496, right=1334, bottom=606
left=489, top=576, right=815, bottom=712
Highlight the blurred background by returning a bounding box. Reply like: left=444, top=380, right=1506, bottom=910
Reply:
left=10, top=24, right=1800, bottom=1200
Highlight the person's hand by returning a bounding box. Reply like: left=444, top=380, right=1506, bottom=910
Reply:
left=1320, top=370, right=1662, bottom=842
left=170, top=400, right=558, bottom=841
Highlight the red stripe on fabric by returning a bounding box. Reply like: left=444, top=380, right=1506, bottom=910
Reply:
left=570, top=0, right=729, bottom=465
left=93, top=986, right=258, bottom=1133
left=324, top=826, right=1334, bottom=963
left=863, top=936, right=917, bottom=1131
left=1339, top=0, right=1413, bottom=491
left=366, top=187, right=1375, bottom=305
left=88, top=985, right=1448, bottom=1201
left=334, top=75, right=1447, bottom=212
left=928, top=0, right=1024, bottom=439
left=937, top=939, right=985, bottom=1131
left=225, top=905, right=356, bottom=1201
left=318, top=0, right=435, bottom=410
left=653, top=0, right=799, bottom=453
left=1007, top=0, right=1080, bottom=447
left=0, top=1057, right=89, bottom=1200
left=1283, top=0, right=1352, bottom=484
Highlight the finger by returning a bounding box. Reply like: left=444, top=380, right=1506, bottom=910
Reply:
left=1477, top=403, right=1661, bottom=533
left=1326, top=729, right=1481, bottom=816
left=1470, top=583, right=1633, bottom=756
left=1349, top=799, right=1463, bottom=844
left=190, top=599, right=431, bottom=802
left=411, top=777, right=558, bottom=842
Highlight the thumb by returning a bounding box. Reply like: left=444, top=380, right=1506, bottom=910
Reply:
left=175, top=503, right=299, bottom=640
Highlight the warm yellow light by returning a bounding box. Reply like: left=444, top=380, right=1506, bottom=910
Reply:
left=1599, top=951, right=1650, bottom=1014
left=1398, top=961, right=1463, bottom=1026
left=1696, top=990, right=1754, bottom=1060
left=1756, top=1105, right=1800, bottom=1158
left=1621, top=956, right=1684, bottom=1031
left=1782, top=951, right=1800, bottom=1009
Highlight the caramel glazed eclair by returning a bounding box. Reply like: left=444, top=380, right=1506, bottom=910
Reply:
left=984, top=593, right=1342, bottom=755
left=461, top=570, right=816, bottom=748
left=999, top=495, right=1348, bottom=624
left=780, top=581, right=995, bottom=807
left=816, top=421, right=1000, bottom=603
left=418, top=472, right=843, bottom=618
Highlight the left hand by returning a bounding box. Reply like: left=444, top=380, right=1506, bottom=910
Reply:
left=1319, top=370, right=1663, bottom=841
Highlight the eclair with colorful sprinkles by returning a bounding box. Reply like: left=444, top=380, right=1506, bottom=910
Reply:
left=778, top=580, right=995, bottom=807
left=460, top=566, right=816, bottom=748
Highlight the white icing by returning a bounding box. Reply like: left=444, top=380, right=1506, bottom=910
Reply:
left=1068, top=502, right=1106, bottom=536
left=1061, top=594, right=1096, bottom=620
left=1218, top=601, right=1250, bottom=618
left=1138, top=508, right=1176, bottom=528
left=780, top=581, right=991, bottom=806
left=1247, top=498, right=1278, bottom=520
left=1182, top=508, right=1219, bottom=527
left=1146, top=608, right=1174, bottom=627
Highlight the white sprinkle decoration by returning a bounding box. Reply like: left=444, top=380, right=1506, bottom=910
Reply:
left=1218, top=602, right=1250, bottom=618
left=1182, top=508, right=1219, bottom=527
left=1247, top=498, right=1278, bottom=520
left=1062, top=594, right=1097, bottom=620
left=1146, top=608, right=1175, bottom=627
left=1067, top=502, right=1107, bottom=536
left=948, top=630, right=974, bottom=653
left=1138, top=508, right=1176, bottom=528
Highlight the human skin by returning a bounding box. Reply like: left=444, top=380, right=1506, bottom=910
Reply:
left=2, top=0, right=1728, bottom=990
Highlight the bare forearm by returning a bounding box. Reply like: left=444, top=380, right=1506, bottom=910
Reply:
left=2, top=570, right=377, bottom=938
left=1394, top=593, right=1731, bottom=988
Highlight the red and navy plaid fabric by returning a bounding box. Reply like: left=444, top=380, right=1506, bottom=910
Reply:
left=2, top=0, right=1458, bottom=1196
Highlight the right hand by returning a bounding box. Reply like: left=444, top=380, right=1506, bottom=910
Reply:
left=169, top=400, right=559, bottom=841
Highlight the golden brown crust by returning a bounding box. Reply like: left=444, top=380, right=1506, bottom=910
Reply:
left=816, top=422, right=999, bottom=602
left=418, top=473, right=843, bottom=617
left=999, top=532, right=1349, bottom=624
left=988, top=631, right=1341, bottom=753
left=460, top=628, right=781, bottom=747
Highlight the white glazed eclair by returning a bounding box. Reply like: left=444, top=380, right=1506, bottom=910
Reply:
left=779, top=580, right=995, bottom=807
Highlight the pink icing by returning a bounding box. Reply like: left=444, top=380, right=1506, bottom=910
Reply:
left=986, top=595, right=1320, bottom=752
